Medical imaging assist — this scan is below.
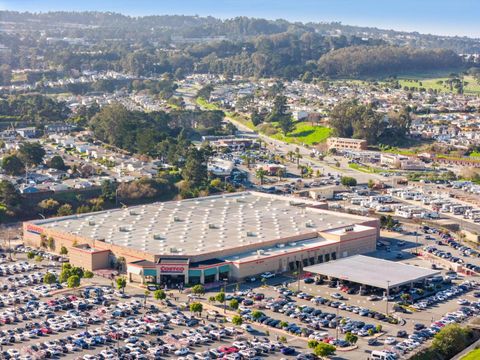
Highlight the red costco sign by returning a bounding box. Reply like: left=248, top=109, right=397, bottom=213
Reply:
left=159, top=266, right=185, bottom=273
left=26, top=224, right=44, bottom=235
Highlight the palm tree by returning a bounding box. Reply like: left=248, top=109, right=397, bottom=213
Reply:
left=286, top=151, right=295, bottom=162
left=255, top=168, right=268, bottom=185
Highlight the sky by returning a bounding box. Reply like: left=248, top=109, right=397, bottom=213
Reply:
left=0, top=0, right=479, bottom=38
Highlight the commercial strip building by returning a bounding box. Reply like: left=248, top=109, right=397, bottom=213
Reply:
left=304, top=255, right=440, bottom=291
left=327, top=137, right=368, bottom=151
left=23, top=192, right=380, bottom=286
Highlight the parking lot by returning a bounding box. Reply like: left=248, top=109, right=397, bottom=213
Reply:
left=0, top=221, right=478, bottom=360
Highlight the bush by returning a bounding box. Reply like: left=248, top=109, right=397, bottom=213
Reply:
left=83, top=270, right=94, bottom=279
left=191, top=284, right=205, bottom=295
left=313, top=342, right=336, bottom=357
left=341, top=176, right=357, bottom=187
left=231, top=315, right=243, bottom=326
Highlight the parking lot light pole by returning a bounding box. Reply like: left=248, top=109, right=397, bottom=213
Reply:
left=223, top=278, right=228, bottom=314
left=386, top=280, right=390, bottom=316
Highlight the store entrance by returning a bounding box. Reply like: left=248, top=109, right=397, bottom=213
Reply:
left=160, top=274, right=185, bottom=287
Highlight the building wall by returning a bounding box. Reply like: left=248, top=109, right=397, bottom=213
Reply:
left=327, top=137, right=367, bottom=151
left=230, top=227, right=377, bottom=280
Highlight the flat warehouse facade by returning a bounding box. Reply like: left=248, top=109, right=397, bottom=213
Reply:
left=23, top=192, right=379, bottom=285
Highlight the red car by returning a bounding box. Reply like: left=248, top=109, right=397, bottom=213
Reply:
left=40, top=327, right=52, bottom=334
left=218, top=346, right=239, bottom=354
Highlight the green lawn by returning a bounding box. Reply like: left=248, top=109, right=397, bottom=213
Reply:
left=348, top=163, right=383, bottom=174
left=271, top=123, right=332, bottom=146
left=396, top=75, right=480, bottom=95
left=461, top=348, right=480, bottom=360
left=469, top=151, right=480, bottom=158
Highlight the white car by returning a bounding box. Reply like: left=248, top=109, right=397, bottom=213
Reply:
left=260, top=272, right=275, bottom=279
left=384, top=337, right=396, bottom=345
left=175, top=348, right=190, bottom=356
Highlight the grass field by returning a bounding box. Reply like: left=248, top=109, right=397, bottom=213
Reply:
left=460, top=348, right=480, bottom=360
left=469, top=151, right=480, bottom=158
left=396, top=75, right=480, bottom=95
left=348, top=163, right=383, bottom=174
left=196, top=97, right=331, bottom=144
left=271, top=123, right=331, bottom=146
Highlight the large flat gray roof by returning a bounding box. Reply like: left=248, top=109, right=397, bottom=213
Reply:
left=304, top=255, right=440, bottom=289
left=31, top=192, right=373, bottom=257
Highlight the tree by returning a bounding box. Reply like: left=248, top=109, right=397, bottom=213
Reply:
left=59, top=268, right=72, bottom=283
left=231, top=315, right=243, bottom=326
left=215, top=292, right=226, bottom=303
left=84, top=270, right=94, bottom=279
left=189, top=302, right=203, bottom=316
left=375, top=324, right=382, bottom=333
left=340, top=176, right=357, bottom=187
left=367, top=179, right=375, bottom=189
left=313, top=343, right=336, bottom=358
left=47, top=237, right=55, bottom=251
left=1, top=155, right=25, bottom=176
left=229, top=299, right=239, bottom=310
left=48, top=155, right=66, bottom=170
left=116, top=277, right=127, bottom=293
left=278, top=115, right=295, bottom=135
left=432, top=324, right=472, bottom=359
left=67, top=275, right=81, bottom=289
left=251, top=310, right=263, bottom=320
left=101, top=179, right=117, bottom=202
left=60, top=246, right=68, bottom=255
left=39, top=198, right=60, bottom=215
left=57, top=204, right=73, bottom=216
left=18, top=142, right=46, bottom=167
left=251, top=110, right=263, bottom=127
left=255, top=168, right=268, bottom=185
left=27, top=251, right=35, bottom=259
left=182, top=148, right=207, bottom=188
left=70, top=266, right=84, bottom=278
left=191, top=284, right=205, bottom=295
left=277, top=167, right=286, bottom=180
left=34, top=255, right=43, bottom=262
left=43, top=272, right=57, bottom=285
left=345, top=332, right=358, bottom=345
left=154, top=289, right=167, bottom=301
left=308, top=340, right=319, bottom=349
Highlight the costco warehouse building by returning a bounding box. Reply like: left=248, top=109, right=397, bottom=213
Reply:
left=23, top=192, right=380, bottom=286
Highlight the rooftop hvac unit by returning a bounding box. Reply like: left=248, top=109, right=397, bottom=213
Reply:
left=153, top=234, right=164, bottom=240
left=208, top=223, right=217, bottom=229
left=119, top=226, right=130, bottom=232
left=169, top=247, right=178, bottom=253
left=288, top=242, right=297, bottom=247
left=173, top=216, right=182, bottom=222
left=88, top=221, right=95, bottom=226
left=129, top=210, right=138, bottom=216
left=345, top=226, right=354, bottom=232
left=305, top=221, right=314, bottom=228
left=257, top=249, right=265, bottom=255
left=246, top=231, right=257, bottom=237
left=276, top=243, right=285, bottom=248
